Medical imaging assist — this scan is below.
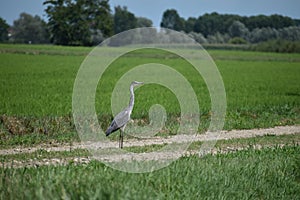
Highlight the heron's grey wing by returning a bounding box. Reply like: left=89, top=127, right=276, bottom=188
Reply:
left=105, top=107, right=131, bottom=136
left=105, top=120, right=119, bottom=136
left=114, top=107, right=131, bottom=128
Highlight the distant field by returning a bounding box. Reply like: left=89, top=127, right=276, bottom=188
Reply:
left=0, top=44, right=299, bottom=139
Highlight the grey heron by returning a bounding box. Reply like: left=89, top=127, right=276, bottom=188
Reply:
left=105, top=81, right=144, bottom=148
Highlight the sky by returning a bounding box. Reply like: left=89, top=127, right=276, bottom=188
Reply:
left=1, top=0, right=300, bottom=27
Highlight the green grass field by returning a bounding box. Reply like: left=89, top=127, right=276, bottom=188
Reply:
left=0, top=44, right=300, bottom=199
left=1, top=146, right=300, bottom=199
left=0, top=44, right=299, bottom=140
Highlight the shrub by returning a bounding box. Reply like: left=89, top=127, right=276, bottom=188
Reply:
left=229, top=37, right=248, bottom=44
left=251, top=39, right=300, bottom=53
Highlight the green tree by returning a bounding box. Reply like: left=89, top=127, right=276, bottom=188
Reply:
left=194, top=12, right=225, bottom=37
left=184, top=17, right=197, bottom=33
left=269, top=14, right=295, bottom=29
left=113, top=6, right=137, bottom=34
left=207, top=32, right=229, bottom=44
left=136, top=17, right=153, bottom=27
left=228, top=21, right=249, bottom=39
left=188, top=32, right=207, bottom=44
left=244, top=14, right=295, bottom=31
left=160, top=9, right=185, bottom=31
left=249, top=27, right=279, bottom=43
left=44, top=0, right=69, bottom=45
left=228, top=37, right=248, bottom=44
left=12, top=13, right=49, bottom=44
left=44, top=0, right=112, bottom=46
left=294, top=19, right=300, bottom=26
left=0, top=17, right=9, bottom=42
left=279, top=26, right=300, bottom=41
left=191, top=12, right=295, bottom=37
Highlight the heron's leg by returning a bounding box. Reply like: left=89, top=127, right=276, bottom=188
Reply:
left=119, top=130, right=121, bottom=148
left=121, top=130, right=124, bottom=148
left=119, top=130, right=124, bottom=148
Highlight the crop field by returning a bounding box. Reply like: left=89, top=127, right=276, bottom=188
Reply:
left=0, top=44, right=300, bottom=198
left=0, top=45, right=299, bottom=136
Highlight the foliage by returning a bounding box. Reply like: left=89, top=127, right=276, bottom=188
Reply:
left=113, top=6, right=137, bottom=34
left=207, top=32, right=230, bottom=44
left=11, top=13, right=49, bottom=44
left=7, top=4, right=300, bottom=46
left=251, top=39, right=300, bottom=53
left=245, top=14, right=296, bottom=30
left=0, top=17, right=9, bottom=42
left=159, top=10, right=300, bottom=48
left=160, top=9, right=185, bottom=31
left=229, top=37, right=248, bottom=44
left=279, top=26, right=300, bottom=41
left=194, top=12, right=228, bottom=37
left=44, top=0, right=113, bottom=46
left=136, top=17, right=153, bottom=27
left=43, top=1, right=153, bottom=46
left=184, top=17, right=197, bottom=33
left=188, top=32, right=207, bottom=44
left=228, top=20, right=249, bottom=39
left=249, top=27, right=279, bottom=43
left=189, top=12, right=297, bottom=36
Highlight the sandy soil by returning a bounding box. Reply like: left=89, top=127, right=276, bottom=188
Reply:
left=1, top=125, right=299, bottom=168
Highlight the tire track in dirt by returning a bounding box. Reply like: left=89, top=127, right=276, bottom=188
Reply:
left=1, top=125, right=299, bottom=168
left=1, top=125, right=299, bottom=155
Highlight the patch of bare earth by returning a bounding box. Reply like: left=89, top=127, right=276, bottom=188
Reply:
left=1, top=125, right=299, bottom=168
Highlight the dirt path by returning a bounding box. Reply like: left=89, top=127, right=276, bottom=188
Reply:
left=1, top=125, right=299, bottom=168
left=0, top=125, right=299, bottom=156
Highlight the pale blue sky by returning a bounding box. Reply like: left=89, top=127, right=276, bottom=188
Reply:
left=1, top=0, right=300, bottom=27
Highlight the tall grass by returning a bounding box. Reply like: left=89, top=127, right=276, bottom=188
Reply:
left=1, top=145, right=299, bottom=199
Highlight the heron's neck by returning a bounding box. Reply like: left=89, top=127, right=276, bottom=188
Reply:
left=129, top=85, right=135, bottom=109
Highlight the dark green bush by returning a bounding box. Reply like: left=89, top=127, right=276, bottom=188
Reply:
left=251, top=39, right=300, bottom=53
left=229, top=37, right=248, bottom=44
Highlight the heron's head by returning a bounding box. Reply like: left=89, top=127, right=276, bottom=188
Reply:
left=131, top=81, right=144, bottom=87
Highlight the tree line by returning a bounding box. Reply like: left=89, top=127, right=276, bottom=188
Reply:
left=161, top=9, right=300, bottom=44
left=161, top=10, right=300, bottom=35
left=0, top=0, right=152, bottom=46
left=0, top=0, right=300, bottom=49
